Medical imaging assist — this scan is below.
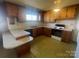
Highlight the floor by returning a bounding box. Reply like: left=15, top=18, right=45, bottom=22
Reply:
left=23, top=36, right=76, bottom=58
left=0, top=36, right=77, bottom=58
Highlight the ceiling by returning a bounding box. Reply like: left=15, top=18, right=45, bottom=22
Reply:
left=5, top=0, right=79, bottom=11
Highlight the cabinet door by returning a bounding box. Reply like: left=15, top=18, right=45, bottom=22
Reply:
left=44, top=11, right=55, bottom=22
left=43, top=28, right=51, bottom=37
left=50, top=11, right=56, bottom=22
left=32, top=28, right=38, bottom=37
left=57, top=8, right=67, bottom=20
left=37, top=27, right=43, bottom=36
left=18, top=6, right=26, bottom=22
left=67, top=6, right=76, bottom=19
left=6, top=3, right=18, bottom=16
left=60, top=8, right=67, bottom=19
left=62, top=31, right=72, bottom=43
left=16, top=43, right=30, bottom=57
left=44, top=12, right=50, bottom=22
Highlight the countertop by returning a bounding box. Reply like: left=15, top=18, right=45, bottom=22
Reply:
left=9, top=29, right=30, bottom=39
left=2, top=32, right=33, bottom=49
left=25, top=26, right=73, bottom=31
left=43, top=26, right=73, bottom=31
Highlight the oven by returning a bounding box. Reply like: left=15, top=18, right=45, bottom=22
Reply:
left=52, top=24, right=65, bottom=37
left=52, top=29, right=63, bottom=37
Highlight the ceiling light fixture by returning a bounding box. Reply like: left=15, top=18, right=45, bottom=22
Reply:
left=53, top=0, right=61, bottom=12
left=53, top=8, right=60, bottom=12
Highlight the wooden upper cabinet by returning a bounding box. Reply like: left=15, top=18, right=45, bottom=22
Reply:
left=50, top=11, right=56, bottom=22
left=67, top=6, right=76, bottom=19
left=44, top=11, right=50, bottom=22
left=44, top=5, right=77, bottom=22
left=57, top=8, right=67, bottom=20
left=44, top=11, right=55, bottom=22
left=5, top=3, right=18, bottom=17
left=18, top=6, right=26, bottom=22
left=58, top=6, right=76, bottom=20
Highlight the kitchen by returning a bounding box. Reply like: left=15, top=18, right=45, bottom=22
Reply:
left=0, top=0, right=79, bottom=58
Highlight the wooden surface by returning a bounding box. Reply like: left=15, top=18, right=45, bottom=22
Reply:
left=43, top=27, right=52, bottom=37
left=62, top=30, right=73, bottom=43
left=32, top=27, right=52, bottom=37
left=57, top=8, right=67, bottom=20
left=18, top=6, right=26, bottom=22
left=16, top=42, right=31, bottom=57
left=67, top=6, right=77, bottom=19
left=44, top=5, right=77, bottom=22
left=5, top=2, right=18, bottom=17
left=32, top=28, right=38, bottom=37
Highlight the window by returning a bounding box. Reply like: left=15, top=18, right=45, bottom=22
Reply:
left=26, top=7, right=41, bottom=21
left=26, top=14, right=38, bottom=21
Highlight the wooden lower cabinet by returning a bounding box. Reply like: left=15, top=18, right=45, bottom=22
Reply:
left=32, top=27, right=73, bottom=43
left=16, top=42, right=31, bottom=57
left=43, top=27, right=51, bottom=37
left=37, top=27, right=44, bottom=36
left=62, top=30, right=73, bottom=43
left=32, top=27, right=44, bottom=37
left=32, top=27, right=51, bottom=37
left=32, top=28, right=38, bottom=37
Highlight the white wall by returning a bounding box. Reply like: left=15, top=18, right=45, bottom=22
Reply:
left=44, top=20, right=76, bottom=29
left=43, top=19, right=76, bottom=42
left=75, top=33, right=79, bottom=58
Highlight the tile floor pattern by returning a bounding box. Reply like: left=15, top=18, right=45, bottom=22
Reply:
left=0, top=36, right=77, bottom=58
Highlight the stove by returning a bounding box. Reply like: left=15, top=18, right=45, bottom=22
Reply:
left=54, top=24, right=65, bottom=30
left=51, top=24, right=65, bottom=37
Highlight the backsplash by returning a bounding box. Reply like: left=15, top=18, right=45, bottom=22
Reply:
left=24, top=21, right=43, bottom=29
left=25, top=21, right=43, bottom=27
left=43, top=20, right=76, bottom=30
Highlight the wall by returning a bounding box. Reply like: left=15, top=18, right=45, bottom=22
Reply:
left=44, top=20, right=76, bottom=29
left=73, top=8, right=79, bottom=42
left=0, top=1, right=8, bottom=33
left=75, top=8, right=79, bottom=58
left=0, top=0, right=7, bottom=47
left=24, top=21, right=43, bottom=29
left=6, top=2, right=44, bottom=30
left=43, top=19, right=77, bottom=42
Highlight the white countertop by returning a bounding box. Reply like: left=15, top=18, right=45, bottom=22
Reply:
left=43, top=26, right=73, bottom=31
left=2, top=32, right=33, bottom=49
left=22, top=25, right=73, bottom=31
left=9, top=29, right=30, bottom=39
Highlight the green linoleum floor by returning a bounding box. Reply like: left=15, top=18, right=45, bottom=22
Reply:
left=23, top=36, right=76, bottom=58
